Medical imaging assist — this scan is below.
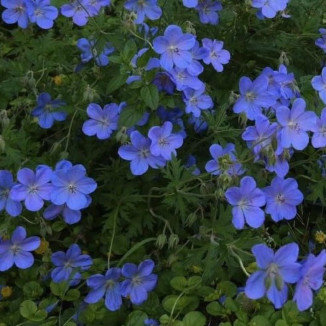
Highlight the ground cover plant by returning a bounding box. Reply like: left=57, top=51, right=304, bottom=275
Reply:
left=1, top=0, right=326, bottom=325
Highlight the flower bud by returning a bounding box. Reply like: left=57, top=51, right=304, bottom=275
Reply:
left=156, top=234, right=167, bottom=249
left=0, top=110, right=9, bottom=129
left=35, top=238, right=49, bottom=255
left=0, top=135, right=5, bottom=153
left=185, top=212, right=197, bottom=227
left=1, top=286, right=12, bottom=298
left=168, top=234, right=179, bottom=249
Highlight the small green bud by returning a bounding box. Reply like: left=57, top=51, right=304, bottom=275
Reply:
left=185, top=212, right=197, bottom=227
left=168, top=234, right=179, bottom=249
left=156, top=234, right=167, bottom=249
left=275, top=274, right=284, bottom=291
left=115, top=127, right=129, bottom=144
left=0, top=135, right=5, bottom=153
left=159, top=314, right=170, bottom=325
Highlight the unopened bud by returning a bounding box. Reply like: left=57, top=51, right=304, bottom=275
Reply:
left=156, top=233, right=167, bottom=249
left=0, top=135, right=5, bottom=152
left=83, top=84, right=99, bottom=102
left=185, top=212, right=197, bottom=227
left=0, top=110, right=9, bottom=129
left=279, top=51, right=290, bottom=66
left=115, top=127, right=129, bottom=144
left=168, top=234, right=179, bottom=249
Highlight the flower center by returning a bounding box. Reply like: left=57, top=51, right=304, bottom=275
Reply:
left=140, top=148, right=150, bottom=158
left=11, top=244, right=20, bottom=254
left=276, top=193, right=285, bottom=204
left=245, top=92, right=256, bottom=101
left=158, top=138, right=169, bottom=146
left=131, top=276, right=143, bottom=286
left=190, top=96, right=198, bottom=105
left=288, top=120, right=299, bottom=131
left=67, top=183, right=77, bottom=193
left=0, top=188, right=9, bottom=198
left=28, top=184, right=39, bottom=194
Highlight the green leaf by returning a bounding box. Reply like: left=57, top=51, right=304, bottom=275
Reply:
left=183, top=311, right=206, bottom=326
left=275, top=320, right=288, bottom=326
left=126, top=311, right=148, bottom=326
left=162, top=295, right=199, bottom=314
left=64, top=289, right=80, bottom=301
left=23, top=281, right=44, bottom=299
left=206, top=302, right=223, bottom=316
left=29, top=310, right=47, bottom=322
left=50, top=281, right=67, bottom=298
left=20, top=300, right=37, bottom=318
left=170, top=276, right=187, bottom=291
left=118, top=106, right=145, bottom=128
left=140, top=85, right=159, bottom=110
left=249, top=315, right=272, bottom=326
left=106, top=70, right=127, bottom=94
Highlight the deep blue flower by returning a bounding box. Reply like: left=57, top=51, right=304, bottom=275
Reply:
left=233, top=75, right=276, bottom=120
left=316, top=28, right=326, bottom=53
left=26, top=0, right=58, bottom=29
left=263, top=176, right=303, bottom=222
left=202, top=38, right=230, bottom=72
left=77, top=38, right=114, bottom=67
left=10, top=165, right=53, bottom=212
left=32, top=93, right=67, bottom=129
left=1, top=0, right=30, bottom=28
left=0, top=170, right=22, bottom=217
left=152, top=72, right=175, bottom=94
left=61, top=0, right=98, bottom=26
left=186, top=41, right=208, bottom=76
left=153, top=25, right=196, bottom=71
left=245, top=243, right=300, bottom=309
left=311, top=67, right=326, bottom=105
left=121, top=259, right=157, bottom=305
left=185, top=155, right=200, bottom=176
left=51, top=244, right=92, bottom=284
left=157, top=106, right=183, bottom=123
left=205, top=143, right=244, bottom=176
left=276, top=98, right=316, bottom=150
left=50, top=164, right=97, bottom=210
left=124, top=0, right=162, bottom=24
left=118, top=130, right=166, bottom=175
left=183, top=86, right=213, bottom=117
left=195, top=0, right=222, bottom=25
left=144, top=319, right=159, bottom=326
left=225, top=176, right=266, bottom=229
left=169, top=67, right=204, bottom=91
left=148, top=121, right=184, bottom=160
left=0, top=226, right=40, bottom=271
left=188, top=114, right=208, bottom=133
left=82, top=103, right=121, bottom=139
left=273, top=64, right=296, bottom=100
left=293, top=250, right=326, bottom=311
left=85, top=268, right=122, bottom=311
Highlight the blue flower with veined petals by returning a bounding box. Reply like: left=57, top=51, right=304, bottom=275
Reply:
left=88, top=0, right=110, bottom=11
left=61, top=0, right=98, bottom=26
left=233, top=75, right=276, bottom=120
left=225, top=176, right=266, bottom=229
left=1, top=0, right=30, bottom=28
left=263, top=176, right=303, bottom=222
left=195, top=0, right=222, bottom=25
left=82, top=103, right=122, bottom=140
left=276, top=98, right=316, bottom=150
left=121, top=259, right=157, bottom=305
left=26, top=0, right=58, bottom=29
left=51, top=244, right=92, bottom=285
left=245, top=243, right=301, bottom=309
left=183, top=86, right=213, bottom=117
left=50, top=164, right=97, bottom=210
left=312, top=67, right=326, bottom=105
left=0, top=170, right=22, bottom=217
left=293, top=250, right=326, bottom=311
left=77, top=38, right=114, bottom=67
left=202, top=38, right=230, bottom=72
left=118, top=130, right=166, bottom=176
left=311, top=107, right=326, bottom=148
left=85, top=267, right=122, bottom=311
left=316, top=28, right=326, bottom=53
left=124, top=0, right=162, bottom=24
left=153, top=25, right=196, bottom=71
left=9, top=165, right=53, bottom=212
left=252, top=0, right=288, bottom=19
left=32, top=93, right=67, bottom=129
left=148, top=121, right=184, bottom=160
left=0, top=226, right=40, bottom=271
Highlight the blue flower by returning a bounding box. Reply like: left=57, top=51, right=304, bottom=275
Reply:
left=183, top=0, right=198, bottom=8
left=263, top=176, right=303, bottom=222
left=118, top=130, right=166, bottom=176
left=205, top=143, right=244, bottom=176
left=315, top=28, right=326, bottom=53
left=186, top=41, right=208, bottom=76
left=293, top=250, right=326, bottom=311
left=245, top=243, right=300, bottom=309
left=50, top=164, right=97, bottom=210
left=1, top=0, right=30, bottom=28
left=312, top=67, right=326, bottom=105
left=185, top=155, right=200, bottom=176
left=0, top=170, right=22, bottom=217
left=32, top=93, right=67, bottom=129
left=82, top=103, right=121, bottom=140
left=148, top=121, right=184, bottom=160
left=0, top=226, right=40, bottom=271
left=10, top=165, right=53, bottom=212
left=26, top=0, right=58, bottom=29
left=233, top=75, right=276, bottom=120
left=202, top=38, right=230, bottom=72
left=85, top=268, right=122, bottom=311
left=88, top=0, right=110, bottom=11
left=183, top=86, right=213, bottom=117
left=252, top=0, right=288, bottom=19
left=276, top=98, right=316, bottom=150
left=77, top=38, right=114, bottom=67
left=152, top=72, right=175, bottom=94
left=195, top=0, right=222, bottom=25
left=225, top=176, right=266, bottom=229
left=169, top=67, right=204, bottom=91
left=153, top=25, right=196, bottom=71
left=311, top=108, right=326, bottom=148
left=51, top=244, right=92, bottom=284
left=124, top=0, right=162, bottom=24
left=61, top=0, right=98, bottom=26
left=121, top=259, right=157, bottom=305
left=144, top=319, right=159, bottom=326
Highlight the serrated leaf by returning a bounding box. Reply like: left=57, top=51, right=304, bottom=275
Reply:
left=140, top=84, right=159, bottom=110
